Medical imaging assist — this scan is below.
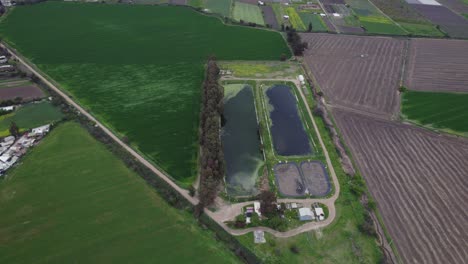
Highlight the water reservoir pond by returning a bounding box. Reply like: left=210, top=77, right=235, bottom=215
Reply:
left=266, top=84, right=311, bottom=156
left=222, top=84, right=264, bottom=196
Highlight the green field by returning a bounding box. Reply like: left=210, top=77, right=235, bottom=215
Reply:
left=402, top=91, right=468, bottom=135
left=0, top=2, right=289, bottom=185
left=359, top=16, right=407, bottom=35
left=233, top=1, right=265, bottom=25
left=399, top=22, right=444, bottom=37
left=205, top=0, right=232, bottom=17
left=299, top=13, right=328, bottom=31
left=0, top=122, right=240, bottom=263
left=0, top=101, right=63, bottom=136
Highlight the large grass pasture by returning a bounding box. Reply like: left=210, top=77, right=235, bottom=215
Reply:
left=0, top=122, right=240, bottom=264
left=402, top=90, right=468, bottom=135
left=0, top=2, right=289, bottom=185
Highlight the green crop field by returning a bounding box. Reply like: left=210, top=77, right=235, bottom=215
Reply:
left=205, top=0, right=232, bottom=17
left=299, top=13, right=328, bottom=31
left=0, top=2, right=289, bottom=186
left=359, top=16, right=407, bottom=35
left=402, top=91, right=468, bottom=135
left=285, top=7, right=306, bottom=30
left=0, top=122, right=240, bottom=264
left=399, top=22, right=444, bottom=37
left=0, top=101, right=63, bottom=136
left=233, top=1, right=265, bottom=25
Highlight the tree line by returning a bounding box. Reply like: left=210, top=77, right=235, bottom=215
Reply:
left=197, top=57, right=225, bottom=208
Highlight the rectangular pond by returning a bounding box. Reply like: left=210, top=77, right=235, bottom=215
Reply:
left=265, top=84, right=312, bottom=156
left=222, top=84, right=264, bottom=196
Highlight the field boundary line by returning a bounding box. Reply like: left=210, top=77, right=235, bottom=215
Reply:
left=6, top=42, right=341, bottom=238
left=1, top=42, right=199, bottom=205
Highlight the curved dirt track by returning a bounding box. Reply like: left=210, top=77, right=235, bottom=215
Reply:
left=9, top=44, right=341, bottom=239
left=209, top=77, right=341, bottom=237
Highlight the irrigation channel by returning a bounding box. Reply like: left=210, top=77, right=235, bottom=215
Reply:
left=222, top=84, right=263, bottom=196
left=8, top=42, right=340, bottom=237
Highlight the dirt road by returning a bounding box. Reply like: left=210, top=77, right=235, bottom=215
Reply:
left=7, top=44, right=340, bottom=238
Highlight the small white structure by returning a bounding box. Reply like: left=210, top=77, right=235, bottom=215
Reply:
left=320, top=13, right=326, bottom=17
left=4, top=136, right=15, bottom=143
left=314, top=207, right=325, bottom=221
left=298, top=75, right=305, bottom=85
left=254, top=230, right=266, bottom=244
left=0, top=56, right=7, bottom=64
left=0, top=65, right=13, bottom=71
left=298, top=208, right=314, bottom=221
left=291, top=202, right=298, bottom=209
left=0, top=154, right=11, bottom=163
left=258, top=1, right=265, bottom=5
left=0, top=106, right=15, bottom=112
left=332, top=13, right=341, bottom=17
left=283, top=15, right=290, bottom=20
left=30, top=124, right=50, bottom=137
left=246, top=217, right=251, bottom=224
left=254, top=202, right=261, bottom=217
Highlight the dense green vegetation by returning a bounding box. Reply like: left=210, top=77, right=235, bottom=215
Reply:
left=402, top=90, right=468, bottom=135
left=233, top=1, right=265, bottom=25
left=0, top=122, right=240, bottom=264
left=0, top=2, right=290, bottom=185
left=205, top=0, right=232, bottom=17
left=0, top=101, right=63, bottom=136
left=299, top=13, right=328, bottom=32
left=399, top=22, right=444, bottom=37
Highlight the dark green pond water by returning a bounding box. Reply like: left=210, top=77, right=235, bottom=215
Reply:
left=266, top=84, right=311, bottom=156
left=222, top=85, right=263, bottom=196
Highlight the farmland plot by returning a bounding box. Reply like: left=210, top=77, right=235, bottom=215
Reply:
left=0, top=2, right=289, bottom=185
left=205, top=0, right=232, bottom=17
left=410, top=4, right=468, bottom=38
left=333, top=109, right=468, bottom=264
left=301, top=33, right=405, bottom=118
left=0, top=85, right=45, bottom=101
left=405, top=38, right=468, bottom=92
left=0, top=122, right=240, bottom=263
left=233, top=2, right=265, bottom=25
left=402, top=90, right=468, bottom=135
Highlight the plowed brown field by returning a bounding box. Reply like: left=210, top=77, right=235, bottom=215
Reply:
left=302, top=33, right=405, bottom=118
left=333, top=109, right=468, bottom=264
left=303, top=33, right=468, bottom=264
left=405, top=38, right=468, bottom=92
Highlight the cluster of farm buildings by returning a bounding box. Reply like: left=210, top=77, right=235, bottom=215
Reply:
left=0, top=124, right=50, bottom=175
left=245, top=201, right=326, bottom=223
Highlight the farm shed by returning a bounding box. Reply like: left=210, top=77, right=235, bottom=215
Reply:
left=254, top=202, right=261, bottom=216
left=298, top=208, right=314, bottom=221
left=31, top=124, right=50, bottom=137
left=254, top=230, right=266, bottom=243
left=314, top=207, right=325, bottom=221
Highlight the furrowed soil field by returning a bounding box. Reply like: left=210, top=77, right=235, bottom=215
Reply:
left=0, top=122, right=240, bottom=263
left=405, top=39, right=468, bottom=92
left=402, top=90, right=468, bottom=135
left=333, top=109, right=468, bottom=264
left=0, top=2, right=290, bottom=185
left=409, top=4, right=468, bottom=38
left=301, top=33, right=405, bottom=118
left=0, top=85, right=45, bottom=101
